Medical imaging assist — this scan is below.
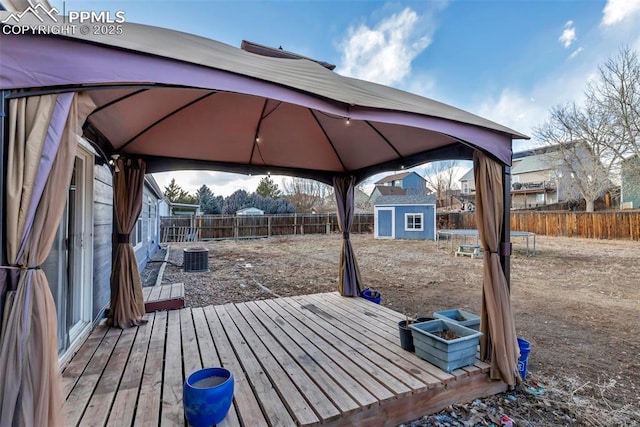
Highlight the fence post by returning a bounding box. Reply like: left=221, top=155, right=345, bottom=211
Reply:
left=234, top=216, right=238, bottom=241
left=268, top=215, right=272, bottom=237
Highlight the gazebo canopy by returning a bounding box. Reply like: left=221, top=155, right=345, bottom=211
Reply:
left=1, top=16, right=527, bottom=183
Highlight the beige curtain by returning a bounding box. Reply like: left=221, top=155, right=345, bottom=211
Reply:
left=473, top=151, right=520, bottom=386
left=108, top=158, right=147, bottom=328
left=333, top=176, right=363, bottom=297
left=0, top=92, right=94, bottom=427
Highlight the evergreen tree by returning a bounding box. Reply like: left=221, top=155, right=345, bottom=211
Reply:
left=222, top=189, right=251, bottom=214
left=195, top=185, right=222, bottom=214
left=255, top=176, right=281, bottom=198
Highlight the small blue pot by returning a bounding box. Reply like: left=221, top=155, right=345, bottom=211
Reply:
left=183, top=367, right=234, bottom=427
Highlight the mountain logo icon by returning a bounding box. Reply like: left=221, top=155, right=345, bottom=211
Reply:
left=1, top=0, right=59, bottom=24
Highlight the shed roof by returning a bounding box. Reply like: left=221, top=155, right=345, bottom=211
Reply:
left=374, top=194, right=436, bottom=206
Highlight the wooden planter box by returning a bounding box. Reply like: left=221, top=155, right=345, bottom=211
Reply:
left=410, top=319, right=482, bottom=372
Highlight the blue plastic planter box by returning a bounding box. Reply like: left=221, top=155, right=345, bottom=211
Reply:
left=410, top=319, right=482, bottom=373
left=433, top=309, right=480, bottom=331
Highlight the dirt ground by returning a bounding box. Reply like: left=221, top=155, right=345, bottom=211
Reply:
left=151, top=233, right=640, bottom=426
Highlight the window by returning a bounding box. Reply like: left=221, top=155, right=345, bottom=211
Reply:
left=462, top=182, right=469, bottom=194
left=405, top=213, right=423, bottom=231
left=536, top=193, right=545, bottom=203
left=133, top=216, right=143, bottom=248
left=147, top=197, right=152, bottom=242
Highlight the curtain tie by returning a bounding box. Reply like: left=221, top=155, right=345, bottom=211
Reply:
left=342, top=232, right=350, bottom=240
left=117, top=233, right=130, bottom=243
left=0, top=264, right=41, bottom=270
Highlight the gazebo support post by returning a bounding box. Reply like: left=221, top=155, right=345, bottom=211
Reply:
left=500, top=165, right=511, bottom=290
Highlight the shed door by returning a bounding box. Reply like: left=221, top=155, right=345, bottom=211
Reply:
left=375, top=207, right=394, bottom=239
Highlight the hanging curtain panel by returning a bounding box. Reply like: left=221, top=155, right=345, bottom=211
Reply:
left=333, top=176, right=363, bottom=297
left=108, top=157, right=147, bottom=328
left=0, top=92, right=94, bottom=427
left=473, top=151, right=520, bottom=386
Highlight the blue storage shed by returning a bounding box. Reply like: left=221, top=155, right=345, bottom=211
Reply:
left=374, top=195, right=437, bottom=240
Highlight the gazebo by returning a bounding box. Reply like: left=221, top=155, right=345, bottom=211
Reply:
left=0, top=13, right=527, bottom=426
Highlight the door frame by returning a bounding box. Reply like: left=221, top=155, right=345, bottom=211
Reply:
left=60, top=142, right=94, bottom=363
left=374, top=206, right=395, bottom=239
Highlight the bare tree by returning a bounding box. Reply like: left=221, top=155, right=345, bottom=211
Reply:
left=281, top=177, right=333, bottom=213
left=535, top=103, right=616, bottom=212
left=589, top=47, right=640, bottom=195
left=423, top=160, right=459, bottom=208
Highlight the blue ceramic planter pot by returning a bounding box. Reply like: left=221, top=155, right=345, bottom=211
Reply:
left=183, top=367, right=234, bottom=427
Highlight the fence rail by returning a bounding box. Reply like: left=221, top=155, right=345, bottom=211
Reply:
left=160, top=213, right=374, bottom=243
left=437, top=211, right=640, bottom=240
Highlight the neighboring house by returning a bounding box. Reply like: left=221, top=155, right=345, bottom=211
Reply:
left=237, top=207, right=265, bottom=215
left=621, top=155, right=640, bottom=209
left=368, top=185, right=407, bottom=204
left=169, top=201, right=201, bottom=215
left=373, top=195, right=437, bottom=240
left=459, top=168, right=475, bottom=198
left=459, top=145, right=584, bottom=210
left=369, top=171, right=428, bottom=204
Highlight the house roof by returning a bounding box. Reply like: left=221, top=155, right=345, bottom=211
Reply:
left=374, top=194, right=436, bottom=206
left=237, top=207, right=264, bottom=213
left=375, top=171, right=413, bottom=184
left=459, top=168, right=474, bottom=182
left=510, top=153, right=560, bottom=175
left=375, top=185, right=407, bottom=196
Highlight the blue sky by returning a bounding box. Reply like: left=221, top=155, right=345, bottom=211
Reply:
left=51, top=0, right=640, bottom=196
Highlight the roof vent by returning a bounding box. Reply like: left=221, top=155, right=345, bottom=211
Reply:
left=183, top=247, right=209, bottom=272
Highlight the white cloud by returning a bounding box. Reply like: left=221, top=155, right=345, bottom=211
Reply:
left=559, top=20, right=577, bottom=48
left=337, top=7, right=436, bottom=86
left=569, top=46, right=584, bottom=59
left=602, top=0, right=640, bottom=26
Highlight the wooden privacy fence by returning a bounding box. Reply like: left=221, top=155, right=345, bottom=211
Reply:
left=437, top=211, right=640, bottom=240
left=160, top=213, right=375, bottom=242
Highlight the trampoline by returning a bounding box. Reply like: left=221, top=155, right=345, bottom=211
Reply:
left=437, top=229, right=537, bottom=256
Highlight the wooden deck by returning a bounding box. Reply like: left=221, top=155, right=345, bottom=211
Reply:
left=63, top=292, right=506, bottom=426
left=142, top=283, right=185, bottom=313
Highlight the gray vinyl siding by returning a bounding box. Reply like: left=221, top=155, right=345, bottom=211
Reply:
left=92, top=164, right=113, bottom=320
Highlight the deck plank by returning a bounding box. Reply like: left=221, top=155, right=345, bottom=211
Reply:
left=263, top=298, right=396, bottom=403
left=273, top=297, right=416, bottom=397
left=62, top=325, right=109, bottom=398
left=222, top=303, right=322, bottom=426
left=255, top=299, right=381, bottom=408
left=332, top=293, right=490, bottom=374
left=148, top=285, right=162, bottom=302
left=312, top=294, right=454, bottom=384
left=64, top=327, right=122, bottom=426
left=205, top=305, right=288, bottom=426
left=180, top=308, right=202, bottom=378
left=299, top=294, right=445, bottom=387
left=134, top=310, right=168, bottom=427
left=159, top=284, right=172, bottom=300
left=79, top=326, right=137, bottom=426
left=160, top=310, right=185, bottom=426
left=142, top=286, right=152, bottom=303
left=191, top=308, right=243, bottom=427
left=238, top=302, right=351, bottom=418
left=106, top=314, right=156, bottom=426
left=65, top=294, right=505, bottom=427
left=171, top=283, right=184, bottom=299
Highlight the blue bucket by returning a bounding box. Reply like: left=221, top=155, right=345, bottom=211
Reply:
left=517, top=337, right=531, bottom=379
left=183, top=367, right=234, bottom=427
left=360, top=288, right=382, bottom=304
